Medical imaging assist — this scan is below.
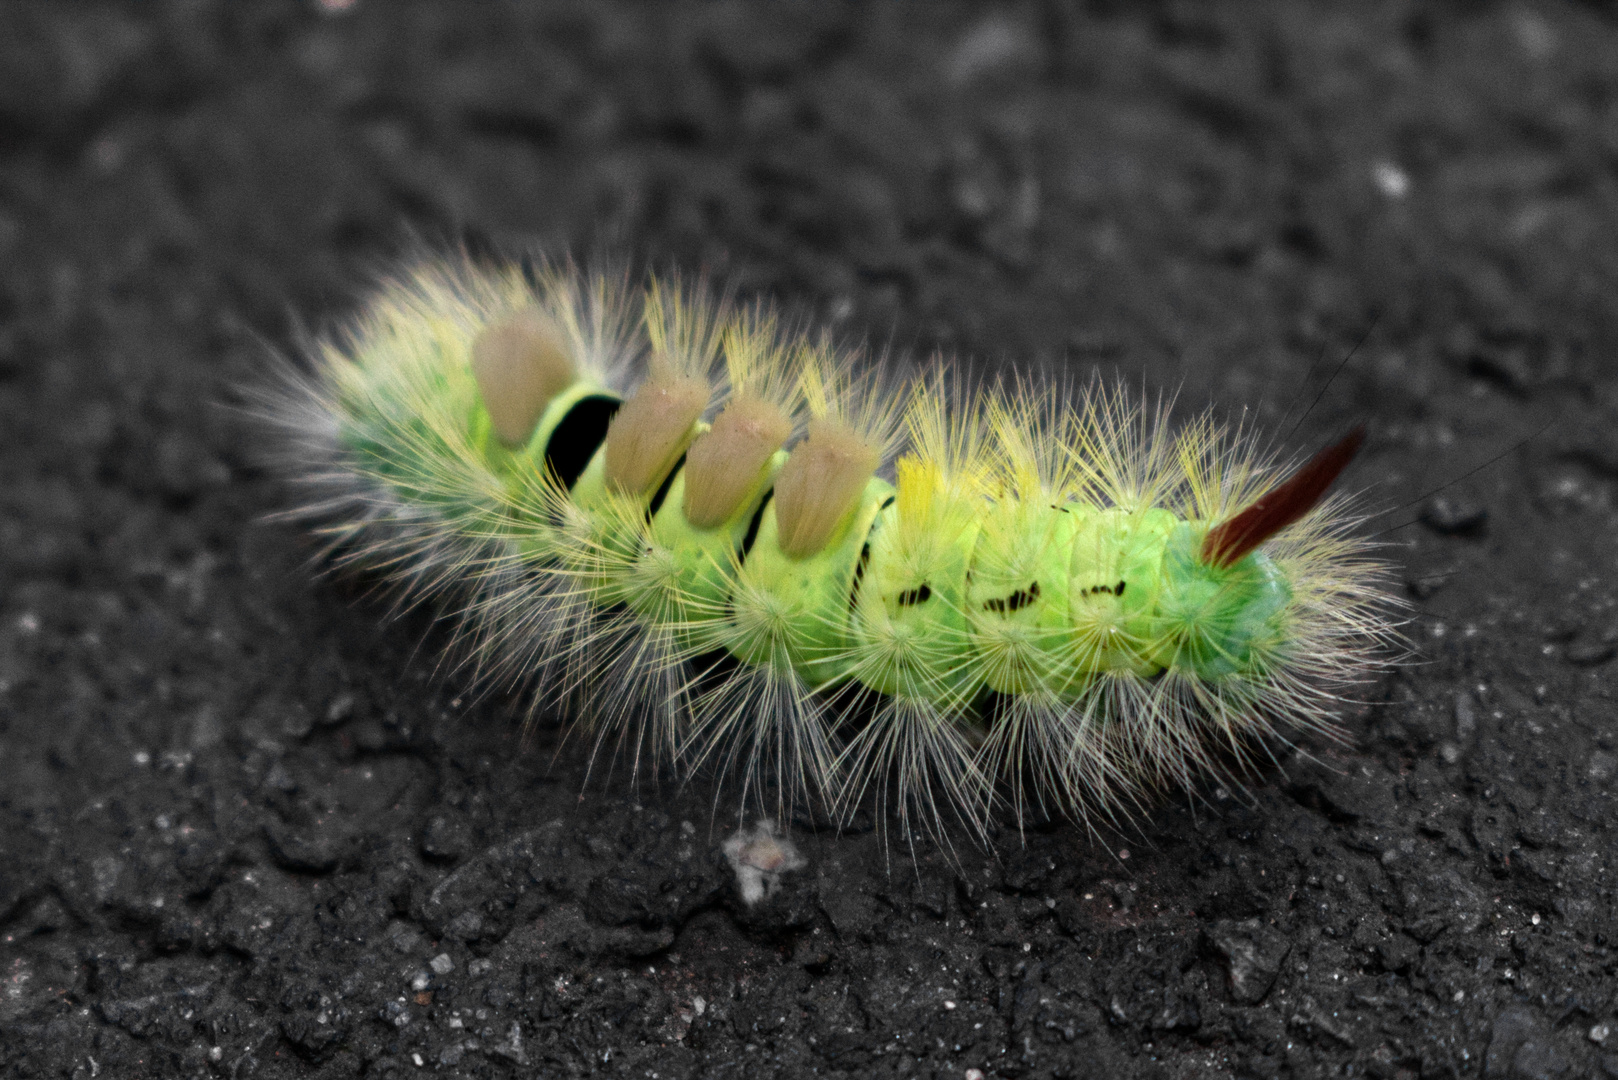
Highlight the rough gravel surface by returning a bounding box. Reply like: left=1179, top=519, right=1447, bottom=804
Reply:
left=3, top=3, right=1618, bottom=1078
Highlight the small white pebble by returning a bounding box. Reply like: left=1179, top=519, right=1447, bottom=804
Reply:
left=1589, top=1022, right=1612, bottom=1046
left=209, top=1047, right=222, bottom=1062
left=411, top=1052, right=423, bottom=1067
left=430, top=953, right=454, bottom=975
left=1454, top=990, right=1465, bottom=1003
left=1513, top=9, right=1557, bottom=60
left=966, top=1070, right=986, bottom=1080
left=1372, top=161, right=1410, bottom=198
left=943, top=1000, right=957, bottom=1010
left=723, top=821, right=805, bottom=905
left=1530, top=913, right=1541, bottom=926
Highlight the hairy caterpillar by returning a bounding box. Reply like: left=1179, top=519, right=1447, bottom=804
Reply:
left=268, top=255, right=1396, bottom=843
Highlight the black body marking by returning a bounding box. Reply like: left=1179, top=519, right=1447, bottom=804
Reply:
left=646, top=451, right=687, bottom=520
left=849, top=543, right=871, bottom=611
left=847, top=495, right=896, bottom=611
left=984, top=580, right=1041, bottom=613
left=897, top=584, right=932, bottom=606
left=737, top=488, right=774, bottom=563
left=544, top=395, right=621, bottom=490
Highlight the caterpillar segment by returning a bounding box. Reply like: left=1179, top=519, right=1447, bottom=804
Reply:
left=281, top=259, right=1395, bottom=840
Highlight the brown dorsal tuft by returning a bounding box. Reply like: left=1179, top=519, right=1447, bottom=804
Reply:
left=1200, top=425, right=1366, bottom=569
left=773, top=419, right=881, bottom=558
left=603, top=360, right=710, bottom=498
left=682, top=395, right=792, bottom=529
left=470, top=308, right=577, bottom=447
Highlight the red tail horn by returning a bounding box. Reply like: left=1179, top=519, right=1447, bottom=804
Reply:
left=1200, top=425, right=1366, bottom=569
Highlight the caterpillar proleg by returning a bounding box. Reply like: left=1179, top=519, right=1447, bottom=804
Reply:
left=269, top=255, right=1397, bottom=843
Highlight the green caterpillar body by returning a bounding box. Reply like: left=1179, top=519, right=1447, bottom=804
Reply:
left=394, top=379, right=1290, bottom=702
left=283, top=258, right=1393, bottom=837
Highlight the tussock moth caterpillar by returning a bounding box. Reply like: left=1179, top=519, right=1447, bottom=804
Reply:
left=266, top=254, right=1397, bottom=844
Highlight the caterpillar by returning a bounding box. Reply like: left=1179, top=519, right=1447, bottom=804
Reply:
left=267, top=254, right=1397, bottom=844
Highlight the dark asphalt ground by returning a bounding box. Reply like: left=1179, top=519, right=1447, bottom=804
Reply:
left=3, top=2, right=1617, bottom=1078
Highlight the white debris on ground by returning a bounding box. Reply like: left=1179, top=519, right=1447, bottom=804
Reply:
left=722, top=821, right=806, bottom=905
